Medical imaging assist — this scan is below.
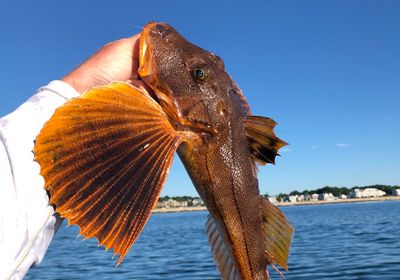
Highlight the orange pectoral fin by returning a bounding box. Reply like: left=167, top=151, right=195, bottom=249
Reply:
left=34, top=82, right=183, bottom=264
left=244, top=116, right=288, bottom=165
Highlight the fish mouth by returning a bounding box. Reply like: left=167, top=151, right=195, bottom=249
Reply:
left=138, top=23, right=184, bottom=131
left=139, top=22, right=175, bottom=78
left=138, top=22, right=157, bottom=78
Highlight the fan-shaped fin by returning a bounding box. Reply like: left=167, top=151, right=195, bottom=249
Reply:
left=244, top=116, right=287, bottom=165
left=206, top=215, right=242, bottom=280
left=34, top=82, right=184, bottom=264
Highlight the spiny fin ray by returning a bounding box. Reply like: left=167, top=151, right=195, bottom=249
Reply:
left=205, top=215, right=242, bottom=280
left=34, top=82, right=183, bottom=264
left=261, top=197, right=293, bottom=275
left=245, top=116, right=287, bottom=165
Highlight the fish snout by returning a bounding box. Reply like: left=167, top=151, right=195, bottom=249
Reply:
left=152, top=23, right=173, bottom=38
left=139, top=22, right=176, bottom=78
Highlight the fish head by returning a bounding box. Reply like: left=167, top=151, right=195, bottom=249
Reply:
left=139, top=22, right=243, bottom=134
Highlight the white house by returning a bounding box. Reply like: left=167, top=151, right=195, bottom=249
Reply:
left=268, top=196, right=278, bottom=203
left=311, top=193, right=319, bottom=201
left=340, top=194, right=348, bottom=199
left=394, top=189, right=400, bottom=196
left=319, top=193, right=335, bottom=201
left=191, top=198, right=204, bottom=206
left=297, top=194, right=305, bottom=202
left=160, top=199, right=188, bottom=208
left=288, top=195, right=298, bottom=202
left=350, top=188, right=386, bottom=198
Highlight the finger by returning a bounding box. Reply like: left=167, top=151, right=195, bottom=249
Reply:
left=101, top=34, right=141, bottom=80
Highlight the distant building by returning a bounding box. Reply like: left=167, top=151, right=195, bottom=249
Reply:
left=350, top=188, right=386, bottom=198
left=156, top=202, right=163, bottom=208
left=311, top=193, right=319, bottom=201
left=159, top=199, right=188, bottom=208
left=394, top=189, right=400, bottom=196
left=319, top=193, right=335, bottom=201
left=340, top=194, right=348, bottom=199
left=288, top=194, right=309, bottom=202
left=191, top=198, right=204, bottom=206
left=268, top=196, right=278, bottom=203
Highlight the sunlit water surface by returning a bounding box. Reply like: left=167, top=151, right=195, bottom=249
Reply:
left=26, top=200, right=400, bottom=279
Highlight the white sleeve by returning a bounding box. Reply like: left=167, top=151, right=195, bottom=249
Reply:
left=0, top=81, right=79, bottom=280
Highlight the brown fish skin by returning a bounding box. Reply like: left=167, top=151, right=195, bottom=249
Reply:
left=139, top=22, right=268, bottom=280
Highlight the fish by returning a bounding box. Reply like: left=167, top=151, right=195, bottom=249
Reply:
left=34, top=22, right=293, bottom=279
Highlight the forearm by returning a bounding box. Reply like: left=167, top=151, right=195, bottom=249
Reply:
left=0, top=81, right=79, bottom=279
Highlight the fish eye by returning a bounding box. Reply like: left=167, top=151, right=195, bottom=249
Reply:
left=193, top=67, right=207, bottom=81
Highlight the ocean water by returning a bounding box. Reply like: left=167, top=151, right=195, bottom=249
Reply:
left=25, top=201, right=400, bottom=280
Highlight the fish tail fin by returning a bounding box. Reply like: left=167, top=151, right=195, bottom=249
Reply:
left=261, top=197, right=293, bottom=277
left=34, top=82, right=185, bottom=264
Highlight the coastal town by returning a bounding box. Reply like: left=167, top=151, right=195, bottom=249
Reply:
left=154, top=185, right=400, bottom=213
left=269, top=187, right=389, bottom=203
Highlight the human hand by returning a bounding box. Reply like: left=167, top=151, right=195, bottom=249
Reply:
left=62, top=34, right=147, bottom=94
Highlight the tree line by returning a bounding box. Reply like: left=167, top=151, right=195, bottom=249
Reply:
left=159, top=185, right=400, bottom=203
left=158, top=195, right=201, bottom=202
left=265, top=184, right=399, bottom=202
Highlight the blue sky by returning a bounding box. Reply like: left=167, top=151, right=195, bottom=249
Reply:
left=1, top=1, right=399, bottom=196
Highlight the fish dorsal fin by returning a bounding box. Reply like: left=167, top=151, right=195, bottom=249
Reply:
left=231, top=81, right=251, bottom=116
left=261, top=198, right=293, bottom=275
left=206, top=215, right=242, bottom=280
left=34, top=82, right=183, bottom=264
left=244, top=116, right=287, bottom=165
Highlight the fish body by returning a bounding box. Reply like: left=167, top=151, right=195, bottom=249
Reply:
left=34, top=22, right=292, bottom=279
left=139, top=22, right=268, bottom=279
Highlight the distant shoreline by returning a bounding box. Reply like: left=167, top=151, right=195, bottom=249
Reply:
left=276, top=195, right=400, bottom=206
left=153, top=196, right=400, bottom=214
left=153, top=206, right=207, bottom=214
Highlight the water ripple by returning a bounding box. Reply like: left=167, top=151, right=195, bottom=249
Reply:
left=25, top=201, right=400, bottom=279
